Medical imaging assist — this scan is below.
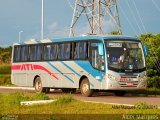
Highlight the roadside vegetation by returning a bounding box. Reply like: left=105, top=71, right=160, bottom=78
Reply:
left=0, top=93, right=159, bottom=119
left=0, top=64, right=12, bottom=86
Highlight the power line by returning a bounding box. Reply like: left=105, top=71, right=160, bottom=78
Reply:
left=119, top=5, right=137, bottom=36
left=131, top=0, right=160, bottom=73
left=125, top=0, right=143, bottom=34
left=151, top=0, right=160, bottom=13
left=132, top=0, right=147, bottom=33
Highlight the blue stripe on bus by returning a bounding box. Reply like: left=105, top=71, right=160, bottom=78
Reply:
left=61, top=61, right=81, bottom=77
left=75, top=61, right=104, bottom=82
left=61, top=61, right=95, bottom=88
left=47, top=62, right=74, bottom=83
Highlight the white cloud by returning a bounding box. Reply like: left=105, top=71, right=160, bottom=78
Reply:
left=48, top=22, right=58, bottom=32
left=46, top=22, right=70, bottom=38
left=26, top=18, right=119, bottom=41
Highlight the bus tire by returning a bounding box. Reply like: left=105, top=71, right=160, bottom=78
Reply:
left=80, top=78, right=93, bottom=97
left=34, top=77, right=46, bottom=93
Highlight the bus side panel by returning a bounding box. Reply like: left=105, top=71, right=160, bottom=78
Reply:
left=11, top=61, right=107, bottom=89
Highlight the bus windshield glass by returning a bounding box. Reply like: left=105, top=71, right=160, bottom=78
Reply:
left=106, top=40, right=145, bottom=72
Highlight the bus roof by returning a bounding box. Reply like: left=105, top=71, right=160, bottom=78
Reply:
left=14, top=35, right=140, bottom=45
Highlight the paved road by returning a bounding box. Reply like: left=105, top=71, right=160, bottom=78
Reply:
left=0, top=87, right=160, bottom=106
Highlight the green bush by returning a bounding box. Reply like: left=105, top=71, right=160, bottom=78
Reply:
left=147, top=76, right=160, bottom=88
left=0, top=65, right=11, bottom=74
left=0, top=74, right=11, bottom=85
left=55, top=94, right=74, bottom=105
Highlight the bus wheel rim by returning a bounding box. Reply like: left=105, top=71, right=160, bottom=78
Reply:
left=36, top=81, right=41, bottom=91
left=82, top=83, right=89, bottom=93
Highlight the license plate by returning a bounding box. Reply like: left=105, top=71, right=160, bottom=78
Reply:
left=127, top=82, right=133, bottom=86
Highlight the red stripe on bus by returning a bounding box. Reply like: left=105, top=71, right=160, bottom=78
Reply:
left=12, top=65, right=21, bottom=70
left=33, top=65, right=59, bottom=80
left=12, top=64, right=59, bottom=80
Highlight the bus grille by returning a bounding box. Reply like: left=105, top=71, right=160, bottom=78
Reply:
left=119, top=75, right=138, bottom=87
left=119, top=81, right=138, bottom=87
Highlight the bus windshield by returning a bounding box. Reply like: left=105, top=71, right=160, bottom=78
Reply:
left=106, top=40, right=145, bottom=72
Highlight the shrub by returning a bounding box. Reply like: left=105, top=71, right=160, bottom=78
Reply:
left=147, top=76, right=160, bottom=88
left=55, top=94, right=74, bottom=105
left=0, top=65, right=11, bottom=74
left=0, top=74, right=11, bottom=85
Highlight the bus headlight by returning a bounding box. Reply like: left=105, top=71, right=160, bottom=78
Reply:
left=108, top=74, right=117, bottom=81
left=139, top=75, right=147, bottom=82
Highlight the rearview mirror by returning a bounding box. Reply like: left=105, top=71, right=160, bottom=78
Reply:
left=98, top=43, right=104, bottom=56
left=143, top=45, right=148, bottom=57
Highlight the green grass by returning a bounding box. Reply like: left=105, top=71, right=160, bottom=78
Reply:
left=0, top=93, right=159, bottom=120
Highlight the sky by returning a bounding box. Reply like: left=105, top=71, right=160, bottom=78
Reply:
left=0, top=0, right=160, bottom=47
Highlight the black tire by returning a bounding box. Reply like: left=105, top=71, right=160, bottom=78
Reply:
left=34, top=77, right=46, bottom=93
left=80, top=78, right=93, bottom=97
left=114, top=91, right=126, bottom=96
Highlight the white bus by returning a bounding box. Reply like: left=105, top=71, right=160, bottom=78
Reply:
left=11, top=35, right=148, bottom=97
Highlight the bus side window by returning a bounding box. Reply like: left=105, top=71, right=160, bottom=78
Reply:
left=44, top=44, right=51, bottom=61
left=58, top=44, right=63, bottom=60
left=63, top=43, right=70, bottom=59
left=29, top=45, right=37, bottom=61
left=91, top=42, right=104, bottom=71
left=21, top=46, right=28, bottom=61
left=74, top=43, right=79, bottom=59
left=74, top=42, right=87, bottom=59
left=50, top=44, right=58, bottom=60
left=79, top=42, right=85, bottom=58
left=37, top=45, right=43, bottom=61
left=14, top=46, right=21, bottom=62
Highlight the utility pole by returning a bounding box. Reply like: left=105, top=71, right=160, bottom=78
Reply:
left=69, top=0, right=122, bottom=37
left=41, top=0, right=44, bottom=40
left=19, top=31, right=23, bottom=43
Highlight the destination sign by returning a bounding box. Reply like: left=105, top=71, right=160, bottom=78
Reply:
left=108, top=42, right=122, bottom=47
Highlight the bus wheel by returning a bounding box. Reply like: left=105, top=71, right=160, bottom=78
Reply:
left=80, top=78, right=93, bottom=97
left=114, top=91, right=126, bottom=96
left=34, top=77, right=46, bottom=93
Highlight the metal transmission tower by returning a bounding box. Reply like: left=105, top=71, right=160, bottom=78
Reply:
left=69, top=0, right=122, bottom=37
